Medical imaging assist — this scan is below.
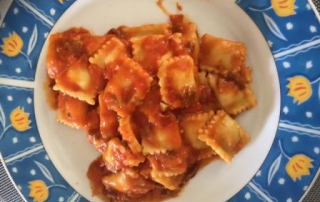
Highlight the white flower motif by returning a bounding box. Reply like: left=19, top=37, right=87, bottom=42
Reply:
left=44, top=32, right=48, bottom=38
left=292, top=136, right=299, bottom=142
left=50, top=8, right=56, bottom=16
left=13, top=8, right=19, bottom=15
left=283, top=61, right=291, bottom=68
left=30, top=169, right=36, bottom=175
left=245, top=192, right=251, bottom=200
left=278, top=178, right=285, bottom=185
left=305, top=111, right=312, bottom=118
left=27, top=97, right=32, bottom=104
left=45, top=155, right=50, bottom=160
left=303, top=186, right=308, bottom=191
left=286, top=22, right=293, bottom=30
left=283, top=106, right=289, bottom=114
left=310, top=26, right=317, bottom=33
left=287, top=198, right=292, bottom=202
left=18, top=185, right=22, bottom=190
left=268, top=40, right=273, bottom=48
left=0, top=59, right=2, bottom=65
left=12, top=167, right=18, bottom=173
left=15, top=68, right=21, bottom=74
left=29, top=136, right=36, bottom=143
left=59, top=197, right=64, bottom=202
left=7, top=96, right=13, bottom=101
left=314, top=147, right=320, bottom=154
left=256, top=170, right=261, bottom=177
left=306, top=3, right=311, bottom=10
left=306, top=61, right=313, bottom=69
left=12, top=137, right=18, bottom=144
left=22, top=27, right=28, bottom=33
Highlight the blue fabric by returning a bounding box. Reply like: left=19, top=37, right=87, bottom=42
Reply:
left=0, top=0, right=320, bottom=202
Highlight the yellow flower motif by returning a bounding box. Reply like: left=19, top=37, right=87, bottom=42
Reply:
left=287, top=76, right=312, bottom=104
left=10, top=107, right=31, bottom=132
left=29, top=180, right=49, bottom=202
left=286, top=154, right=313, bottom=181
left=58, top=0, right=68, bottom=3
left=272, top=0, right=297, bottom=17
left=1, top=32, right=23, bottom=57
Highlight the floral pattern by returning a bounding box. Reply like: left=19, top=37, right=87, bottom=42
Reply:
left=29, top=180, right=49, bottom=202
left=248, top=0, right=298, bottom=41
left=287, top=76, right=312, bottom=104
left=29, top=161, right=66, bottom=202
left=271, top=0, right=297, bottom=17
left=0, top=26, right=38, bottom=69
left=0, top=0, right=320, bottom=202
left=286, top=154, right=313, bottom=181
left=1, top=32, right=23, bottom=57
left=10, top=107, right=31, bottom=131
left=286, top=75, right=320, bottom=104
left=0, top=105, right=31, bottom=139
left=58, top=0, right=68, bottom=3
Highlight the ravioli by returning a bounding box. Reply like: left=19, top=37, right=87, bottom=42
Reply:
left=119, top=23, right=171, bottom=38
left=47, top=15, right=257, bottom=202
left=53, top=55, right=105, bottom=105
left=208, top=73, right=256, bottom=115
left=198, top=110, right=250, bottom=163
left=102, top=57, right=152, bottom=117
left=158, top=55, right=197, bottom=109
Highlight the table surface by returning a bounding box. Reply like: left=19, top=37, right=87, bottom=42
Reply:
left=0, top=0, right=320, bottom=202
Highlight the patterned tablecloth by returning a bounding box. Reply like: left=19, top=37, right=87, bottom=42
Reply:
left=0, top=0, right=319, bottom=202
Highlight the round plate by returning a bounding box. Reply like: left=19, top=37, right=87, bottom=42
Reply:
left=0, top=0, right=319, bottom=202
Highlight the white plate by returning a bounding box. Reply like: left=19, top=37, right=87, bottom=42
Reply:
left=34, top=0, right=280, bottom=201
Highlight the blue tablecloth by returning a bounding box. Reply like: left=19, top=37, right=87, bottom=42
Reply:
left=0, top=1, right=319, bottom=202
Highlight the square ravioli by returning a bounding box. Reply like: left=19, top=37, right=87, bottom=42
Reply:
left=119, top=23, right=171, bottom=38
left=89, top=37, right=129, bottom=79
left=198, top=110, right=250, bottom=163
left=102, top=57, right=152, bottom=117
left=199, top=34, right=247, bottom=78
left=103, top=138, right=145, bottom=172
left=83, top=35, right=112, bottom=56
left=158, top=55, right=197, bottom=109
left=46, top=28, right=91, bottom=79
left=103, top=168, right=154, bottom=195
left=53, top=55, right=106, bottom=105
left=179, top=111, right=214, bottom=150
left=208, top=73, right=256, bottom=115
left=141, top=112, right=182, bottom=155
left=56, top=92, right=89, bottom=129
left=131, top=33, right=189, bottom=76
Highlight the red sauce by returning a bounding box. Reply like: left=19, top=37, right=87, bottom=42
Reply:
left=57, top=92, right=90, bottom=128
left=176, top=3, right=183, bottom=11
left=156, top=0, right=171, bottom=16
left=44, top=76, right=58, bottom=110
left=138, top=34, right=190, bottom=76
left=87, top=156, right=201, bottom=202
left=99, top=95, right=120, bottom=140
left=87, top=157, right=112, bottom=200
left=46, top=13, right=243, bottom=202
left=46, top=28, right=91, bottom=79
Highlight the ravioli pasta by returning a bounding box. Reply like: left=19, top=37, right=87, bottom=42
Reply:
left=46, top=14, right=256, bottom=202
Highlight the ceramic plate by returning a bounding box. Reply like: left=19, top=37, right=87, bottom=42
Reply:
left=0, top=0, right=319, bottom=202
